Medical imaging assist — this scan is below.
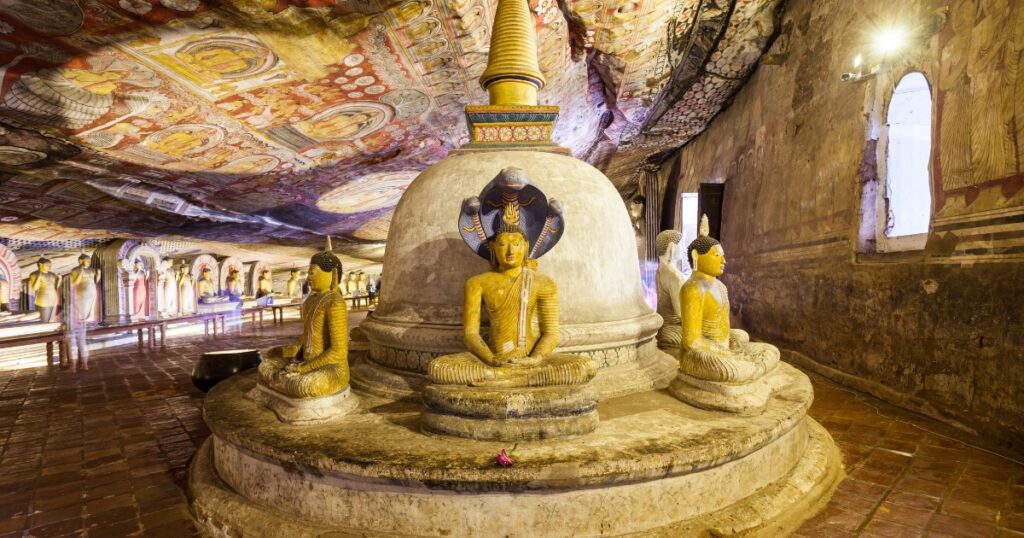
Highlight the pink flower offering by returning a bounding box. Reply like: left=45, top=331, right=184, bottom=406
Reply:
left=495, top=449, right=514, bottom=467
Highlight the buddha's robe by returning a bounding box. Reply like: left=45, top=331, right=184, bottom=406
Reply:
left=428, top=268, right=594, bottom=388
left=258, top=288, right=349, bottom=398
left=680, top=276, right=778, bottom=383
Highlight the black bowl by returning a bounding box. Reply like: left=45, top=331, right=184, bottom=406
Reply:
left=192, top=349, right=261, bottom=393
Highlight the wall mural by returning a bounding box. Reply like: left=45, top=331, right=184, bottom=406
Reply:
left=0, top=0, right=784, bottom=253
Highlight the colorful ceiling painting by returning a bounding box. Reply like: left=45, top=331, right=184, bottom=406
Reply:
left=0, top=0, right=781, bottom=258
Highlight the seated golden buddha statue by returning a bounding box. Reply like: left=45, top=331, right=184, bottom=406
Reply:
left=422, top=167, right=597, bottom=440
left=669, top=215, right=781, bottom=415
left=249, top=238, right=356, bottom=423
left=196, top=268, right=218, bottom=303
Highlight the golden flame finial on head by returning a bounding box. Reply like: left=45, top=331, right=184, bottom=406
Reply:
left=479, top=0, right=546, bottom=106
left=502, top=200, right=521, bottom=227
left=325, top=235, right=333, bottom=253
left=699, top=214, right=710, bottom=237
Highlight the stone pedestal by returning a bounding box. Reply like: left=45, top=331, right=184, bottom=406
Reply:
left=189, top=362, right=843, bottom=537
left=246, top=384, right=358, bottom=425
left=669, top=366, right=789, bottom=416
left=421, top=383, right=598, bottom=441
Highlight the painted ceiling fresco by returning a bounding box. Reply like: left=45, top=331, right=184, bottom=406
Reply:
left=0, top=0, right=781, bottom=257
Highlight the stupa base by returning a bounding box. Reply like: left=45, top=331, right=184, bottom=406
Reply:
left=245, top=384, right=359, bottom=425
left=189, top=363, right=842, bottom=537
left=421, top=382, right=599, bottom=441
left=350, top=347, right=678, bottom=402
left=669, top=367, right=789, bottom=416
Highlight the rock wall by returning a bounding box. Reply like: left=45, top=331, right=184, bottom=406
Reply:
left=665, top=0, right=1024, bottom=454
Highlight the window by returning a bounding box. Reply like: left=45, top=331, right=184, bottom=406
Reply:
left=868, top=71, right=932, bottom=253
left=679, top=192, right=699, bottom=252
left=885, top=72, right=932, bottom=238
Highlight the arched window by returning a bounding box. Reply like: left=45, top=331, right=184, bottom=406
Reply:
left=884, top=72, right=932, bottom=238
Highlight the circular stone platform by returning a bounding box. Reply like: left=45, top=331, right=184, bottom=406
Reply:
left=188, top=362, right=843, bottom=537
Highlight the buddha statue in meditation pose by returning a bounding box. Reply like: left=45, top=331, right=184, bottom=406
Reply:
left=422, top=168, right=597, bottom=440
left=669, top=215, right=781, bottom=415
left=654, top=229, right=686, bottom=351
left=225, top=269, right=243, bottom=301
left=286, top=269, right=302, bottom=299
left=427, top=171, right=594, bottom=389
left=196, top=267, right=217, bottom=302
left=250, top=238, right=356, bottom=423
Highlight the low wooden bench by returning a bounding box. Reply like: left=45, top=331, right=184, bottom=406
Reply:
left=0, top=330, right=65, bottom=365
left=270, top=303, right=301, bottom=325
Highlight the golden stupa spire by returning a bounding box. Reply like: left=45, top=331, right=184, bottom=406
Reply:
left=478, top=0, right=546, bottom=106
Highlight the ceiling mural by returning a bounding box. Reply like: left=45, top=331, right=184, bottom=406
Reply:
left=0, top=0, right=781, bottom=258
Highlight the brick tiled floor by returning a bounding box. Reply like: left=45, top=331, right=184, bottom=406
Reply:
left=1, top=319, right=1021, bottom=537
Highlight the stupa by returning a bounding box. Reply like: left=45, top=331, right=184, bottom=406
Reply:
left=188, top=0, right=843, bottom=535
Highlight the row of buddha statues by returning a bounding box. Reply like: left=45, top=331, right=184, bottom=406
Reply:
left=251, top=167, right=781, bottom=433
left=6, top=255, right=307, bottom=326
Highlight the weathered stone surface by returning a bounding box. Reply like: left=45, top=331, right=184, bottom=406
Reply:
left=669, top=365, right=789, bottom=416
left=422, top=382, right=599, bottom=440
left=189, top=363, right=842, bottom=536
left=245, top=384, right=359, bottom=425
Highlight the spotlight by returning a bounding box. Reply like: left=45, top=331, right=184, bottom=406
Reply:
left=873, top=27, right=906, bottom=55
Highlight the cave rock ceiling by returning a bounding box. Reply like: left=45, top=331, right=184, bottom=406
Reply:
left=0, top=0, right=780, bottom=254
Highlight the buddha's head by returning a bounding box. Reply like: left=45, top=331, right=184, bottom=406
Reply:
left=229, top=269, right=239, bottom=281
left=179, top=263, right=189, bottom=275
left=490, top=231, right=528, bottom=271
left=290, top=269, right=299, bottom=278
left=201, top=267, right=212, bottom=280
left=655, top=230, right=683, bottom=263
left=133, top=260, right=142, bottom=272
left=310, top=238, right=342, bottom=292
left=37, top=258, right=50, bottom=273
left=78, top=253, right=90, bottom=268
left=687, top=214, right=725, bottom=277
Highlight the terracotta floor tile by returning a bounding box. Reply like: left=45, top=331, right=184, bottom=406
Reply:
left=928, top=513, right=996, bottom=538
left=863, top=517, right=925, bottom=538
left=874, top=501, right=935, bottom=527
left=940, top=498, right=1001, bottom=524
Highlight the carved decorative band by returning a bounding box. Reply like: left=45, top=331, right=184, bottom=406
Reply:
left=368, top=337, right=657, bottom=374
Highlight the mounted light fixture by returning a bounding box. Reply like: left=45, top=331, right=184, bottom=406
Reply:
left=841, top=25, right=910, bottom=82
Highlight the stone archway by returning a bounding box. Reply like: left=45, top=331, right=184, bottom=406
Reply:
left=95, top=239, right=162, bottom=323
left=248, top=261, right=270, bottom=297
left=0, top=244, right=22, bottom=312
left=123, top=242, right=162, bottom=320
left=190, top=254, right=220, bottom=298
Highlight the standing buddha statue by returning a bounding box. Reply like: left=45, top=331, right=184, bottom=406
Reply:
left=130, top=260, right=148, bottom=319
left=422, top=168, right=597, bottom=440
left=654, top=229, right=686, bottom=351
left=28, top=258, right=60, bottom=323
left=178, top=262, right=195, bottom=314
left=160, top=259, right=177, bottom=315
left=669, top=215, right=782, bottom=415
left=249, top=237, right=356, bottom=423
left=66, top=253, right=100, bottom=370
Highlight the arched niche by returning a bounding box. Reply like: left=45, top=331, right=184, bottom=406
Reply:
left=95, top=239, right=162, bottom=323
left=190, top=254, right=220, bottom=295
left=218, top=256, right=244, bottom=294
left=0, top=244, right=22, bottom=312
left=248, top=261, right=270, bottom=296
